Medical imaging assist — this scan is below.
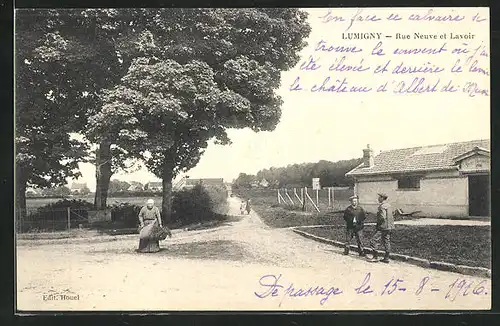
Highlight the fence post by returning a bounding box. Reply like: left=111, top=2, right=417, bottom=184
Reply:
left=67, top=207, right=71, bottom=232
left=301, top=187, right=305, bottom=211
left=331, top=188, right=335, bottom=210
left=304, top=187, right=320, bottom=213
left=284, top=188, right=295, bottom=206
left=328, top=187, right=331, bottom=208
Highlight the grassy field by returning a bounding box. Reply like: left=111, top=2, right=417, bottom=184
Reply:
left=232, top=188, right=416, bottom=228
left=26, top=196, right=163, bottom=210
left=235, top=187, right=353, bottom=212
left=297, top=225, right=491, bottom=268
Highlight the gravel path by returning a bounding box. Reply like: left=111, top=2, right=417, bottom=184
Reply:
left=395, top=218, right=490, bottom=226
left=16, top=197, right=490, bottom=311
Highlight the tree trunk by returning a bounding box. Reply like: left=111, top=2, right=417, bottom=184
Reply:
left=94, top=141, right=113, bottom=210
left=161, top=160, right=174, bottom=225
left=15, top=168, right=27, bottom=219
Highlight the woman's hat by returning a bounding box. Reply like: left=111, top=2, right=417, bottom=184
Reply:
left=349, top=195, right=359, bottom=200
left=147, top=199, right=155, bottom=205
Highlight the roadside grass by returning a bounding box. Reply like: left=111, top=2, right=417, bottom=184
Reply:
left=296, top=225, right=491, bottom=269
left=233, top=188, right=417, bottom=228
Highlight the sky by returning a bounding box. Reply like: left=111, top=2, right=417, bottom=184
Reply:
left=65, top=7, right=490, bottom=189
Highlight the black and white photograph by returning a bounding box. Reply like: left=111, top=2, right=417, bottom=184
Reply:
left=15, top=7, right=490, bottom=311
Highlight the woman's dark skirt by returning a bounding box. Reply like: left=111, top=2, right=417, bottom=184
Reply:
left=137, top=219, right=160, bottom=253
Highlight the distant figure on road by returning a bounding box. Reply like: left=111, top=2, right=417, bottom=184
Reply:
left=240, top=201, right=246, bottom=215
left=368, top=193, right=395, bottom=263
left=246, top=199, right=251, bottom=215
left=342, top=195, right=366, bottom=257
left=137, top=199, right=163, bottom=253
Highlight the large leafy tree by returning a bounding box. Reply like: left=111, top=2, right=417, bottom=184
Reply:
left=16, top=9, right=160, bottom=210
left=15, top=9, right=91, bottom=214
left=233, top=173, right=257, bottom=189
left=88, top=8, right=311, bottom=222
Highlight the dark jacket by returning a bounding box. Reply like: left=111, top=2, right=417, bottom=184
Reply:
left=343, top=205, right=366, bottom=230
left=376, top=201, right=395, bottom=230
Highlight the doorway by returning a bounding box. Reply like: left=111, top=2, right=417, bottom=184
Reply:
left=468, top=174, right=490, bottom=217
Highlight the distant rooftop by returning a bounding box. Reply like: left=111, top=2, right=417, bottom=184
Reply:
left=71, top=182, right=88, bottom=189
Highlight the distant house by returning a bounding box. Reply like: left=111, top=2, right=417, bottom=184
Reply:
left=176, top=177, right=225, bottom=190
left=127, top=181, right=144, bottom=192
left=145, top=182, right=162, bottom=192
left=259, top=178, right=270, bottom=188
left=345, top=140, right=490, bottom=218
left=71, top=182, right=89, bottom=194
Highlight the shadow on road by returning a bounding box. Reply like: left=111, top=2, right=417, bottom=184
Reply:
left=88, top=239, right=254, bottom=262
left=157, top=239, right=248, bottom=261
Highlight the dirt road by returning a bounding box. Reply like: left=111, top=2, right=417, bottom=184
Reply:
left=16, top=197, right=491, bottom=311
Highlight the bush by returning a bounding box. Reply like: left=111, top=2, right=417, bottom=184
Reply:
left=110, top=203, right=142, bottom=228
left=172, top=185, right=212, bottom=224
left=202, top=185, right=229, bottom=215
left=20, top=187, right=229, bottom=232
left=171, top=184, right=228, bottom=225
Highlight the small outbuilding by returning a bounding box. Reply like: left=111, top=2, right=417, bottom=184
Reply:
left=345, top=140, right=490, bottom=218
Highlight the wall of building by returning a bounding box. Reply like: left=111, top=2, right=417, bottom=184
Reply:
left=355, top=171, right=469, bottom=217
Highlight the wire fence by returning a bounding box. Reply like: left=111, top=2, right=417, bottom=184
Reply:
left=15, top=207, right=100, bottom=234
left=276, top=187, right=353, bottom=213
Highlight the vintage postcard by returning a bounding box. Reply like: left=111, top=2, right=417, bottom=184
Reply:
left=15, top=7, right=490, bottom=311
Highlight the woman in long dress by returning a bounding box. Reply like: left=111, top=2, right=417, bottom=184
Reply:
left=137, top=199, right=162, bottom=253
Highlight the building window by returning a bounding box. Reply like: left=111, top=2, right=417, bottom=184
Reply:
left=397, top=176, right=421, bottom=190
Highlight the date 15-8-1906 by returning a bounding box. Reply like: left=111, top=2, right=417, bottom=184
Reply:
left=254, top=273, right=489, bottom=306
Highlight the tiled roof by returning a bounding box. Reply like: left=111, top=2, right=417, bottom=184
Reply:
left=346, top=139, right=490, bottom=176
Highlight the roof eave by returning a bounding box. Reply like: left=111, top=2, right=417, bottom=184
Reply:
left=346, top=165, right=459, bottom=177
left=453, top=148, right=490, bottom=163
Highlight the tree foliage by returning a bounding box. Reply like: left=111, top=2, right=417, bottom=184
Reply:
left=15, top=9, right=163, bottom=209
left=233, top=173, right=257, bottom=189
left=234, top=158, right=364, bottom=189
left=15, top=9, right=93, bottom=211
left=108, top=179, right=132, bottom=193
left=16, top=9, right=311, bottom=219
left=41, top=186, right=72, bottom=197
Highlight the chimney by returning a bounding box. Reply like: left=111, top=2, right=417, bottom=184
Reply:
left=363, top=144, right=374, bottom=168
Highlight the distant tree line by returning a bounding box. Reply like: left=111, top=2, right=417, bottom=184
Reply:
left=233, top=158, right=363, bottom=189
left=26, top=186, right=73, bottom=197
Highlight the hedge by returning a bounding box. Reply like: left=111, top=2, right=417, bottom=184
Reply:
left=19, top=185, right=228, bottom=232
